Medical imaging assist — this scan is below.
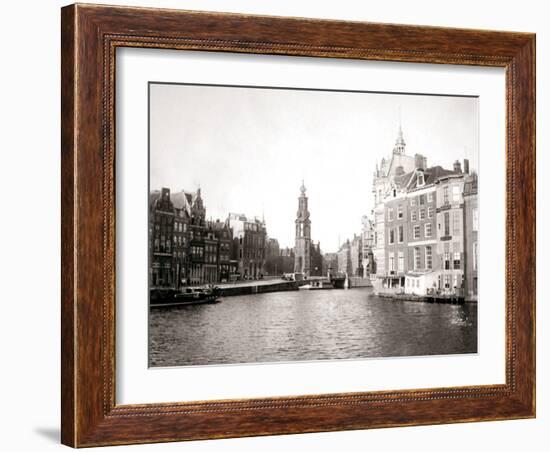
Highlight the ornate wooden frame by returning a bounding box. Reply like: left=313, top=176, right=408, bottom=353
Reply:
left=61, top=3, right=536, bottom=447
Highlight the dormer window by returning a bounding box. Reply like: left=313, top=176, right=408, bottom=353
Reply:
left=417, top=171, right=425, bottom=186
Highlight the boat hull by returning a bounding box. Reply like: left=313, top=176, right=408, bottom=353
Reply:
left=150, top=288, right=221, bottom=308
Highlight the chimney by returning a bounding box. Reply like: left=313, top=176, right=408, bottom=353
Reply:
left=453, top=160, right=462, bottom=173
left=395, top=165, right=405, bottom=176
left=463, top=158, right=470, bottom=174
left=414, top=154, right=425, bottom=170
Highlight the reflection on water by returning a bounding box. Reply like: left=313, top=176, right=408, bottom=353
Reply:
left=149, top=288, right=477, bottom=367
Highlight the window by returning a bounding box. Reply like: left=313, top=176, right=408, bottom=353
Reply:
left=444, top=212, right=450, bottom=236
left=427, top=192, right=434, bottom=203
left=453, top=252, right=461, bottom=269
left=452, top=185, right=460, bottom=202
left=413, top=225, right=420, bottom=239
left=419, top=194, right=426, bottom=205
left=419, top=209, right=426, bottom=220
left=443, top=186, right=449, bottom=204
left=444, top=252, right=451, bottom=270
left=428, top=207, right=434, bottom=218
left=389, top=228, right=395, bottom=244
left=473, top=208, right=479, bottom=232
left=397, top=205, right=403, bottom=219
left=425, top=223, right=432, bottom=237
left=388, top=208, right=394, bottom=221
left=411, top=197, right=417, bottom=206
left=444, top=275, right=451, bottom=289
left=414, top=247, right=421, bottom=270
left=411, top=210, right=417, bottom=222
left=473, top=242, right=478, bottom=271
left=398, top=251, right=404, bottom=271
left=389, top=253, right=395, bottom=272
left=398, top=225, right=404, bottom=243
left=418, top=173, right=425, bottom=186
left=425, top=246, right=433, bottom=269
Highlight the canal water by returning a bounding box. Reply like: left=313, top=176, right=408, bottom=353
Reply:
left=149, top=288, right=477, bottom=367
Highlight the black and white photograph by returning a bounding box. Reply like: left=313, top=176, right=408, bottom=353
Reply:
left=148, top=82, right=480, bottom=367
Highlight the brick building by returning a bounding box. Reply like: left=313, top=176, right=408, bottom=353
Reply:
left=228, top=213, right=267, bottom=279
left=149, top=188, right=176, bottom=288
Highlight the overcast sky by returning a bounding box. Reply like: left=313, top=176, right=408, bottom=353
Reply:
left=150, top=83, right=478, bottom=252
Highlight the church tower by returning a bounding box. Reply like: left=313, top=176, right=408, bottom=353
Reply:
left=294, top=181, right=311, bottom=276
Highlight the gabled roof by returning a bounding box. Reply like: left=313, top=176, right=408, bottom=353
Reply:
left=404, top=166, right=458, bottom=191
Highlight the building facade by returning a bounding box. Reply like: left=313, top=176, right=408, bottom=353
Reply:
left=403, top=169, right=441, bottom=295
left=361, top=215, right=375, bottom=278
left=264, top=238, right=281, bottom=276
left=463, top=172, right=478, bottom=301
left=228, top=213, right=267, bottom=279
left=435, top=169, right=466, bottom=295
left=383, top=192, right=410, bottom=290
left=337, top=240, right=352, bottom=275
left=149, top=188, right=176, bottom=288
left=310, top=242, right=323, bottom=276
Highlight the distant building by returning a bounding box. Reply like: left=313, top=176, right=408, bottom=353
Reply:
left=279, top=247, right=296, bottom=274
left=310, top=242, right=323, bottom=276
left=188, top=188, right=207, bottom=285
left=294, top=181, right=312, bottom=276
left=170, top=190, right=193, bottom=287
left=361, top=215, right=375, bottom=278
left=350, top=234, right=363, bottom=277
left=265, top=238, right=281, bottom=276
left=228, top=213, right=267, bottom=279
left=210, top=220, right=234, bottom=283
left=337, top=240, right=352, bottom=275
left=323, top=252, right=339, bottom=277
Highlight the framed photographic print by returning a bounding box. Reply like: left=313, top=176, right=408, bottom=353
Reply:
left=61, top=3, right=536, bottom=447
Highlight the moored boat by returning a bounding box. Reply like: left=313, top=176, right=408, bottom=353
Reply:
left=150, top=286, right=221, bottom=307
left=298, top=280, right=334, bottom=290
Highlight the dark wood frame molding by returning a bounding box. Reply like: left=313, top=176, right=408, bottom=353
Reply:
left=61, top=3, right=536, bottom=447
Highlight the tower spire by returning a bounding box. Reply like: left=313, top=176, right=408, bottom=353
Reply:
left=393, top=108, right=406, bottom=155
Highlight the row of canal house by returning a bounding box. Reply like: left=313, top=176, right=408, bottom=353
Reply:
left=372, top=125, right=478, bottom=300
left=149, top=187, right=267, bottom=288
